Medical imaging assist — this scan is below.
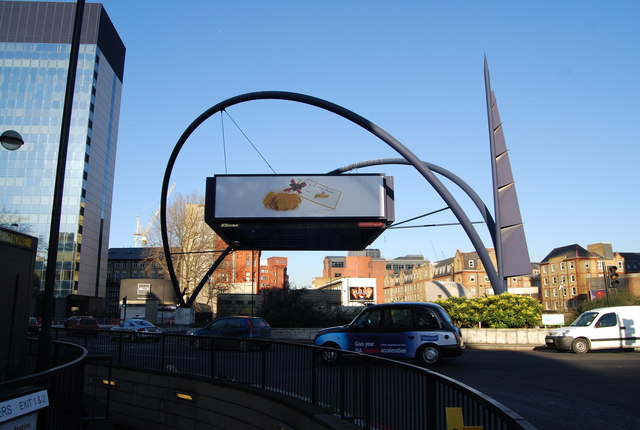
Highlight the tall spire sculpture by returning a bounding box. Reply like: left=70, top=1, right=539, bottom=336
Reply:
left=484, top=57, right=532, bottom=293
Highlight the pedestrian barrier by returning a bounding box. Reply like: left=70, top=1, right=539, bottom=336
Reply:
left=54, top=329, right=536, bottom=430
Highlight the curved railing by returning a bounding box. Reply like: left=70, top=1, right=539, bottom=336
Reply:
left=66, top=330, right=535, bottom=429
left=0, top=339, right=88, bottom=430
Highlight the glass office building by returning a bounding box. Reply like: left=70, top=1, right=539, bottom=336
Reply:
left=0, top=2, right=125, bottom=311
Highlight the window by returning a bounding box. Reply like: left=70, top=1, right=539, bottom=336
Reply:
left=596, top=313, right=617, bottom=328
left=468, top=260, right=475, bottom=268
left=560, top=262, right=565, bottom=271
left=331, top=261, right=344, bottom=268
left=470, top=274, right=476, bottom=282
left=544, top=278, right=548, bottom=286
left=415, top=308, right=441, bottom=329
left=598, top=261, right=604, bottom=270
left=552, top=277, right=557, bottom=285
left=571, top=287, right=577, bottom=295
left=551, top=264, right=555, bottom=272
left=137, top=283, right=150, bottom=296
left=351, top=309, right=382, bottom=329
left=384, top=309, right=413, bottom=329
left=542, top=266, right=547, bottom=274
left=618, top=261, right=623, bottom=269
left=570, top=274, right=576, bottom=283
left=569, top=261, right=575, bottom=270
left=585, top=261, right=590, bottom=269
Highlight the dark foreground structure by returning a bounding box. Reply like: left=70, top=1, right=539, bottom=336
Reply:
left=1, top=330, right=535, bottom=429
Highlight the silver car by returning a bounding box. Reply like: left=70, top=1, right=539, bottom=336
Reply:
left=109, top=319, right=163, bottom=341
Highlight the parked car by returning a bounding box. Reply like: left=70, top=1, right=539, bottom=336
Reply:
left=545, top=305, right=640, bottom=353
left=189, top=316, right=272, bottom=350
left=65, top=316, right=99, bottom=337
left=27, top=317, right=41, bottom=336
left=314, top=302, right=464, bottom=365
left=109, top=319, right=163, bottom=341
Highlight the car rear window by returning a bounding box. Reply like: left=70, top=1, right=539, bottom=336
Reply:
left=251, top=318, right=269, bottom=328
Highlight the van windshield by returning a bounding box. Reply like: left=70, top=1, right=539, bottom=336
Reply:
left=570, top=312, right=598, bottom=327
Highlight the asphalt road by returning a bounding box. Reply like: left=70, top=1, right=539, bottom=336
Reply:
left=431, top=347, right=640, bottom=430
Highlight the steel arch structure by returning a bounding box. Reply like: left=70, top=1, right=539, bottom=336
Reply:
left=161, top=91, right=504, bottom=308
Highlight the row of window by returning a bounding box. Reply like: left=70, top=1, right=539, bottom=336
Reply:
left=542, top=274, right=578, bottom=285
left=543, top=286, right=578, bottom=297
left=542, top=260, right=623, bottom=274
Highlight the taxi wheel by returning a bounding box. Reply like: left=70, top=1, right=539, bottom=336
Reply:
left=418, top=344, right=441, bottom=365
left=571, top=338, right=589, bottom=354
left=320, top=343, right=340, bottom=364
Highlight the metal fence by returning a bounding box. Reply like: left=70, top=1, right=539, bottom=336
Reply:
left=53, top=328, right=535, bottom=430
left=0, top=339, right=87, bottom=430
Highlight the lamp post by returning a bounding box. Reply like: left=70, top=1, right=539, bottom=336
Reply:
left=0, top=130, right=24, bottom=151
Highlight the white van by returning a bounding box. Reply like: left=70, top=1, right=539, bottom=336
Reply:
left=545, top=306, right=640, bottom=353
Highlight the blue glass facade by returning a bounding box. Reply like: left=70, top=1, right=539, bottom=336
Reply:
left=0, top=2, right=124, bottom=305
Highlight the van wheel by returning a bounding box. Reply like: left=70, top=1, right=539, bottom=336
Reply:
left=418, top=344, right=441, bottom=365
left=571, top=338, right=589, bottom=354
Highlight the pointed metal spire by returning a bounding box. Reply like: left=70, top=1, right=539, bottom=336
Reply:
left=484, top=57, right=532, bottom=293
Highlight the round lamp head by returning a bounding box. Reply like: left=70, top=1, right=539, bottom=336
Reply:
left=1, top=130, right=24, bottom=151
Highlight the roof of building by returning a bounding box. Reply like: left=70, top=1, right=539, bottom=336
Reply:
left=108, top=247, right=158, bottom=260
left=540, top=244, right=598, bottom=263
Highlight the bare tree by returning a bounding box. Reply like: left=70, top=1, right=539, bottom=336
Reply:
left=143, top=192, right=234, bottom=307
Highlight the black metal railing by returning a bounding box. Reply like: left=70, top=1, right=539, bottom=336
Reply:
left=53, top=328, right=535, bottom=430
left=0, top=339, right=87, bottom=430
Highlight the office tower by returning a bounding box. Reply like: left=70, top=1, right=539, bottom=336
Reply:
left=0, top=2, right=125, bottom=313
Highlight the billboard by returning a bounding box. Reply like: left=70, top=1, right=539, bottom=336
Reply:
left=205, top=174, right=394, bottom=251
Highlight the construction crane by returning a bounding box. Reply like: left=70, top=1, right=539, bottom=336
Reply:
left=134, top=183, right=175, bottom=247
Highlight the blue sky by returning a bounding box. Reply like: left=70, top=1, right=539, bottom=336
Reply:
left=100, top=0, right=640, bottom=287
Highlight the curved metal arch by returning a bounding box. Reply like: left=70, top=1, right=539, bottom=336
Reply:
left=328, top=158, right=497, bottom=245
left=161, top=91, right=504, bottom=307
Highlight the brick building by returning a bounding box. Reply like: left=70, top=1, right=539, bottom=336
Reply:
left=259, top=256, right=289, bottom=290
left=539, top=243, right=627, bottom=311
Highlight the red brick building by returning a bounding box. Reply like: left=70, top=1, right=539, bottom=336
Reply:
left=259, top=256, right=288, bottom=290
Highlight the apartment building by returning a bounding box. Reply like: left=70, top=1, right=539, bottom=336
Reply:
left=539, top=243, right=626, bottom=311
left=319, top=250, right=427, bottom=303
left=258, top=256, right=289, bottom=290
left=385, top=248, right=535, bottom=302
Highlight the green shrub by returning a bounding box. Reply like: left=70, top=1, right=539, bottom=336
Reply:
left=436, top=294, right=542, bottom=328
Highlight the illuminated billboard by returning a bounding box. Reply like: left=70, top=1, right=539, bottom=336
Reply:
left=205, top=174, right=394, bottom=250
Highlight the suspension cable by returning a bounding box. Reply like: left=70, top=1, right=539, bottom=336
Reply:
left=223, top=110, right=277, bottom=174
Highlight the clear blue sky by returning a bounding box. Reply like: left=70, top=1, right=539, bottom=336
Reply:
left=100, top=0, right=640, bottom=287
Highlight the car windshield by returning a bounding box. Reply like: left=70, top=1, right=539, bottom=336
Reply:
left=570, top=312, right=598, bottom=327
left=134, top=320, right=153, bottom=327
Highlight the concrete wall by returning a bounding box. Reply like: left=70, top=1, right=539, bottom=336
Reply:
left=273, top=328, right=549, bottom=350
left=83, top=364, right=357, bottom=430
left=460, top=328, right=548, bottom=350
